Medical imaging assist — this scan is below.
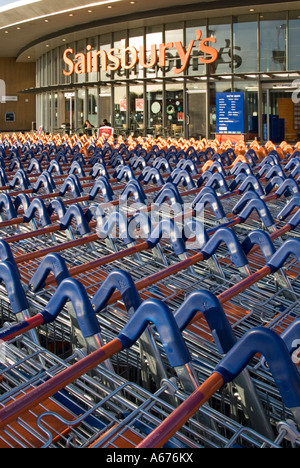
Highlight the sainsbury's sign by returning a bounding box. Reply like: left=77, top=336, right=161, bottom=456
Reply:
left=63, top=30, right=218, bottom=76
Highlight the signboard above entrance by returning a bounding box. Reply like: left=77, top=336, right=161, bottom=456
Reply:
left=63, top=30, right=218, bottom=76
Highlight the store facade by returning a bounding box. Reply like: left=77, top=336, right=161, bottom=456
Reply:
left=34, top=8, right=300, bottom=142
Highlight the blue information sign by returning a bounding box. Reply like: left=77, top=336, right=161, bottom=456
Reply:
left=216, top=92, right=244, bottom=134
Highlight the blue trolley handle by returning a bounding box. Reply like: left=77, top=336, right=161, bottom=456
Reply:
left=91, top=269, right=142, bottom=318
left=215, top=327, right=300, bottom=410
left=201, top=227, right=248, bottom=269
left=0, top=261, right=29, bottom=315
left=146, top=219, right=186, bottom=256
left=118, top=298, right=191, bottom=368
left=29, top=253, right=70, bottom=292
left=41, top=278, right=100, bottom=339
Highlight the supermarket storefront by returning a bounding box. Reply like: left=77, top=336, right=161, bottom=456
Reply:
left=34, top=8, right=300, bottom=142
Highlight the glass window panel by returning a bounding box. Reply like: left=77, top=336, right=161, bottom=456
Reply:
left=208, top=18, right=232, bottom=75
left=88, top=88, right=98, bottom=129
left=259, top=12, right=287, bottom=72
left=233, top=15, right=258, bottom=73
left=234, top=78, right=259, bottom=139
left=186, top=20, right=207, bottom=76
left=146, top=83, right=163, bottom=136
left=165, top=83, right=184, bottom=137
left=114, top=85, right=127, bottom=134
left=100, top=33, right=112, bottom=82
left=87, top=36, right=99, bottom=83
left=77, top=89, right=86, bottom=130
left=113, top=30, right=127, bottom=81
left=129, top=28, right=144, bottom=79
left=99, top=86, right=112, bottom=127
left=146, top=25, right=163, bottom=78
left=75, top=39, right=87, bottom=83
left=165, top=23, right=184, bottom=77
left=129, top=84, right=144, bottom=136
left=186, top=81, right=207, bottom=139
left=288, top=11, right=300, bottom=70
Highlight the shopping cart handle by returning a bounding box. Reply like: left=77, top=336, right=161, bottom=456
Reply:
left=228, top=172, right=247, bottom=191
left=275, top=178, right=300, bottom=198
left=84, top=204, right=106, bottom=227
left=118, top=298, right=191, bottom=368
left=171, top=169, right=196, bottom=190
left=147, top=219, right=186, bottom=256
left=41, top=278, right=100, bottom=338
left=153, top=183, right=183, bottom=213
left=0, top=261, right=29, bottom=315
left=46, top=199, right=66, bottom=219
left=97, top=211, right=134, bottom=245
left=206, top=160, right=226, bottom=176
left=71, top=153, right=85, bottom=165
left=14, top=193, right=30, bottom=213
left=23, top=198, right=52, bottom=227
left=238, top=198, right=275, bottom=227
left=9, top=169, right=30, bottom=190
left=27, top=158, right=42, bottom=174
left=267, top=238, right=300, bottom=272
left=215, top=327, right=300, bottom=409
left=55, top=152, right=68, bottom=164
left=59, top=204, right=91, bottom=236
left=205, top=172, right=229, bottom=194
left=152, top=157, right=171, bottom=173
left=0, top=193, right=17, bottom=220
left=47, top=160, right=63, bottom=176
left=280, top=318, right=300, bottom=356
left=111, top=154, right=125, bottom=169
left=58, top=174, right=82, bottom=198
left=237, top=175, right=264, bottom=196
left=264, top=176, right=285, bottom=195
left=33, top=172, right=56, bottom=194
left=174, top=290, right=236, bottom=354
left=132, top=155, right=147, bottom=171
left=230, top=162, right=253, bottom=176
left=201, top=227, right=248, bottom=268
left=176, top=159, right=198, bottom=175
left=90, top=163, right=110, bottom=180
left=119, top=179, right=147, bottom=205
left=88, top=176, right=114, bottom=202
left=197, top=170, right=214, bottom=188
left=91, top=269, right=141, bottom=318
left=183, top=219, right=209, bottom=249
left=0, top=240, right=19, bottom=273
left=241, top=229, right=275, bottom=260
left=114, top=165, right=135, bottom=182
left=277, top=195, right=300, bottom=221
left=192, top=191, right=226, bottom=220
left=265, top=164, right=286, bottom=180
left=69, top=161, right=86, bottom=178
left=232, top=192, right=259, bottom=216
left=128, top=211, right=152, bottom=241
left=29, top=253, right=70, bottom=291
left=9, top=156, right=23, bottom=172
left=140, top=167, right=164, bottom=186
left=285, top=157, right=300, bottom=171
left=0, top=167, right=8, bottom=186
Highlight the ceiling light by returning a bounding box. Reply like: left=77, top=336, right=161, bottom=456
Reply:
left=0, top=0, right=122, bottom=29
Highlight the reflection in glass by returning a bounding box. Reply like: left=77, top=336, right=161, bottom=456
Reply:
left=186, top=20, right=206, bottom=76
left=208, top=19, right=232, bottom=74
left=165, top=83, right=184, bottom=137
left=260, top=13, right=287, bottom=72
left=233, top=15, right=258, bottom=73
left=114, top=86, right=127, bottom=134
left=186, top=82, right=207, bottom=139
left=288, top=11, right=300, bottom=70
left=130, top=85, right=144, bottom=136
left=146, top=25, right=163, bottom=78
left=165, top=23, right=184, bottom=77
left=147, top=84, right=163, bottom=136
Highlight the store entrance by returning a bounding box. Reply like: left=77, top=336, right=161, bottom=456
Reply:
left=186, top=88, right=207, bottom=140
left=262, top=83, right=299, bottom=143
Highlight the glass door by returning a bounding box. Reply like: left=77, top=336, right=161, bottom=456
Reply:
left=186, top=84, right=207, bottom=140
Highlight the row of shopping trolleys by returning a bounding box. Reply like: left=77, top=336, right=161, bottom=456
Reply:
left=0, top=136, right=299, bottom=447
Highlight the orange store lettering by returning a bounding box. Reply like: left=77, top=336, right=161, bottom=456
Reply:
left=63, top=30, right=218, bottom=76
